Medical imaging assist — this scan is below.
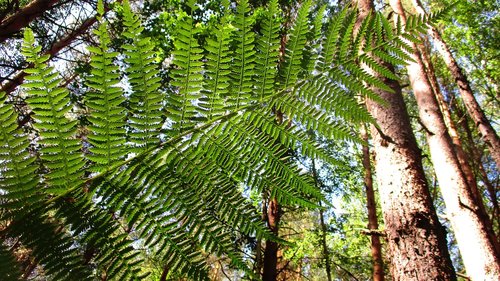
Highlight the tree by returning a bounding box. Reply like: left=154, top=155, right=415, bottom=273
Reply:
left=0, top=0, right=451, bottom=280
left=388, top=0, right=500, bottom=279
left=354, top=0, right=456, bottom=279
left=360, top=127, right=384, bottom=281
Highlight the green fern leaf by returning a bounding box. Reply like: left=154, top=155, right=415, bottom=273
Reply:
left=85, top=16, right=127, bottom=171
left=229, top=0, right=256, bottom=109
left=122, top=0, right=163, bottom=152
left=21, top=28, right=84, bottom=194
left=254, top=0, right=280, bottom=101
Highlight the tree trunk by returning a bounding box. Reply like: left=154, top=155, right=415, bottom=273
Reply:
left=0, top=0, right=60, bottom=43
left=262, top=197, right=281, bottom=281
left=389, top=1, right=500, bottom=279
left=311, top=159, right=333, bottom=281
left=411, top=0, right=500, bottom=171
left=360, top=128, right=385, bottom=281
left=417, top=38, right=491, bottom=224
left=449, top=97, right=500, bottom=234
left=355, top=1, right=457, bottom=279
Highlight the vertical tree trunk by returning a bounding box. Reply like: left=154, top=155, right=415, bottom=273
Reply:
left=311, top=159, right=333, bottom=281
left=417, top=39, right=490, bottom=223
left=262, top=197, right=281, bottom=281
left=355, top=0, right=457, bottom=279
left=449, top=98, right=500, bottom=233
left=318, top=208, right=333, bottom=281
left=360, top=128, right=385, bottom=281
left=411, top=0, right=500, bottom=171
left=389, top=1, right=500, bottom=279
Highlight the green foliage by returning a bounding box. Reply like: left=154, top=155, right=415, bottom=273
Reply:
left=85, top=8, right=127, bottom=171
left=0, top=0, right=439, bottom=279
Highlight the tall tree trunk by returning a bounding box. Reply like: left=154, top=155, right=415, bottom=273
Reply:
left=449, top=97, right=500, bottom=234
left=417, top=39, right=491, bottom=224
left=360, top=127, right=385, bottom=281
left=389, top=1, right=500, bottom=279
left=311, top=159, right=333, bottom=281
left=411, top=0, right=500, bottom=171
left=262, top=197, right=281, bottom=281
left=0, top=0, right=60, bottom=42
left=355, top=0, right=457, bottom=279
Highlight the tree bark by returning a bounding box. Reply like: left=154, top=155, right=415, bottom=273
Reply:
left=355, top=1, right=457, bottom=280
left=411, top=0, right=500, bottom=171
left=417, top=38, right=491, bottom=225
left=449, top=97, right=500, bottom=234
left=0, top=0, right=60, bottom=43
left=262, top=197, right=281, bottom=281
left=389, top=0, right=500, bottom=279
left=360, top=127, right=385, bottom=281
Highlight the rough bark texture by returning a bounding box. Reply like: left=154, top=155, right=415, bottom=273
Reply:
left=355, top=1, right=457, bottom=280
left=361, top=128, right=385, bottom=281
left=411, top=0, right=500, bottom=171
left=0, top=0, right=60, bottom=43
left=450, top=98, right=500, bottom=235
left=262, top=197, right=281, bottom=281
left=418, top=39, right=490, bottom=224
left=390, top=0, right=500, bottom=279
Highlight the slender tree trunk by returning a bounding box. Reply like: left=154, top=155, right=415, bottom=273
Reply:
left=355, top=1, right=457, bottom=279
left=0, top=0, right=60, bottom=42
left=311, top=159, right=333, bottom=281
left=389, top=1, right=500, bottom=279
left=411, top=0, right=500, bottom=171
left=360, top=127, right=385, bottom=281
left=262, top=197, right=281, bottom=281
left=450, top=97, right=500, bottom=233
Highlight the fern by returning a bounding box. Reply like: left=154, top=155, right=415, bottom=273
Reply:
left=279, top=0, right=312, bottom=89
left=85, top=1, right=127, bottom=171
left=200, top=16, right=232, bottom=119
left=122, top=0, right=163, bottom=152
left=254, top=0, right=280, bottom=102
left=230, top=0, right=256, bottom=108
left=21, top=29, right=84, bottom=195
left=0, top=92, right=38, bottom=207
left=167, top=0, right=204, bottom=133
left=0, top=1, right=443, bottom=279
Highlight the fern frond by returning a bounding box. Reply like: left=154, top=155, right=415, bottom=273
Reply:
left=21, top=29, right=84, bottom=194
left=254, top=0, right=280, bottom=101
left=0, top=242, right=21, bottom=281
left=317, top=7, right=352, bottom=71
left=53, top=190, right=145, bottom=280
left=122, top=0, right=163, bottom=152
left=0, top=92, right=39, bottom=207
left=294, top=75, right=375, bottom=124
left=271, top=91, right=360, bottom=143
left=229, top=0, right=256, bottom=108
left=279, top=0, right=312, bottom=88
left=168, top=13, right=204, bottom=133
left=201, top=23, right=232, bottom=119
left=85, top=16, right=127, bottom=171
left=6, top=206, right=93, bottom=280
left=301, top=4, right=326, bottom=76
